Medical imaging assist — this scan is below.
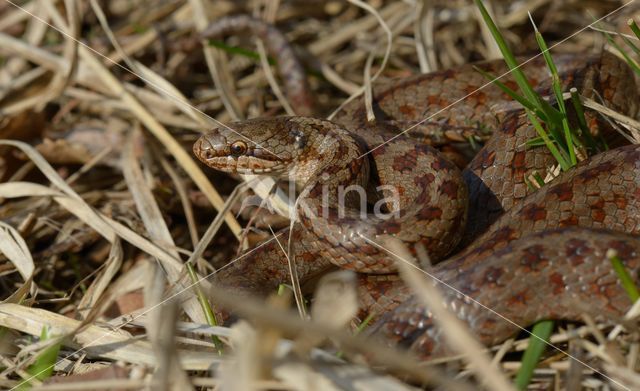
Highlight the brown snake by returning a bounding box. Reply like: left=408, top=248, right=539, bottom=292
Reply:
left=195, top=18, right=640, bottom=359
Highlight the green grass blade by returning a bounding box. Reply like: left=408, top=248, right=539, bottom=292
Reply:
left=476, top=0, right=603, bottom=170
left=527, top=111, right=571, bottom=170
left=531, top=17, right=558, bottom=77
left=540, top=67, right=574, bottom=160
left=278, top=283, right=291, bottom=296
left=531, top=17, right=576, bottom=165
left=531, top=172, right=545, bottom=187
left=336, top=312, right=376, bottom=359
left=475, top=0, right=565, bottom=137
left=473, top=66, right=539, bottom=113
left=468, top=134, right=480, bottom=151
left=525, top=137, right=550, bottom=147
left=473, top=0, right=540, bottom=105
left=628, top=19, right=640, bottom=41
left=18, top=327, right=62, bottom=390
left=515, top=320, right=554, bottom=390
left=555, top=84, right=576, bottom=165
left=605, top=30, right=640, bottom=76
left=206, top=39, right=276, bottom=65
left=608, top=249, right=640, bottom=302
left=186, top=263, right=224, bottom=354
left=569, top=88, right=601, bottom=153
left=355, top=312, right=376, bottom=335
left=524, top=171, right=546, bottom=191
left=622, top=35, right=640, bottom=57
left=524, top=178, right=536, bottom=191
left=474, top=66, right=563, bottom=127
left=206, top=39, right=322, bottom=79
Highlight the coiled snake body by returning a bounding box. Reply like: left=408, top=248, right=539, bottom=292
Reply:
left=194, top=50, right=640, bottom=359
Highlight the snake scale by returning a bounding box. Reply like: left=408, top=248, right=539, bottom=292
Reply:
left=194, top=16, right=640, bottom=359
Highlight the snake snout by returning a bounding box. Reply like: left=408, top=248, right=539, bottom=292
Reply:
left=193, top=133, right=234, bottom=169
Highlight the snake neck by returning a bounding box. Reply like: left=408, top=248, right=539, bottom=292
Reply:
left=288, top=120, right=370, bottom=218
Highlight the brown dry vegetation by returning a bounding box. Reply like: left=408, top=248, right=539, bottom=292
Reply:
left=1, top=0, right=640, bottom=390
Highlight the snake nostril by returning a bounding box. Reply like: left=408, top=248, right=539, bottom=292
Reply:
left=194, top=137, right=217, bottom=160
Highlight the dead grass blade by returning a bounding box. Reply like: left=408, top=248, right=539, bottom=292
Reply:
left=0, top=221, right=34, bottom=304
left=146, top=264, right=194, bottom=391
left=581, top=96, right=640, bottom=143
left=0, top=142, right=184, bottom=271
left=40, top=2, right=243, bottom=239
left=189, top=0, right=244, bottom=120
left=294, top=271, right=358, bottom=355
left=75, top=240, right=123, bottom=320
left=329, top=0, right=393, bottom=121
left=75, top=45, right=242, bottom=238
left=256, top=38, right=296, bottom=116
left=274, top=360, right=419, bottom=391
left=0, top=303, right=219, bottom=370
left=207, top=284, right=474, bottom=390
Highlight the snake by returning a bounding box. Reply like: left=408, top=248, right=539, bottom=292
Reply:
left=194, top=16, right=640, bottom=359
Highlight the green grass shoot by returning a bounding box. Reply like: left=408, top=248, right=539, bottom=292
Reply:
left=514, top=320, right=554, bottom=390
left=186, top=263, right=224, bottom=354
left=473, top=0, right=603, bottom=173
left=17, top=327, right=62, bottom=390
left=608, top=249, right=640, bottom=302
left=206, top=39, right=276, bottom=65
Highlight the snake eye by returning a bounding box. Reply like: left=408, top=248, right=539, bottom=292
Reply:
left=230, top=141, right=248, bottom=156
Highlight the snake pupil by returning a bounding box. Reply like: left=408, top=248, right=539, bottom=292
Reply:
left=230, top=141, right=248, bottom=156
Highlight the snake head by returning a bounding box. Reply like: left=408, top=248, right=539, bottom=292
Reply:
left=193, top=117, right=314, bottom=176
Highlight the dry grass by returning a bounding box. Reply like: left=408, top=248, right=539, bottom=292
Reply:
left=0, top=0, right=639, bottom=390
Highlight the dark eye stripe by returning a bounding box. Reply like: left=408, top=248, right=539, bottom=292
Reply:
left=252, top=149, right=283, bottom=162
